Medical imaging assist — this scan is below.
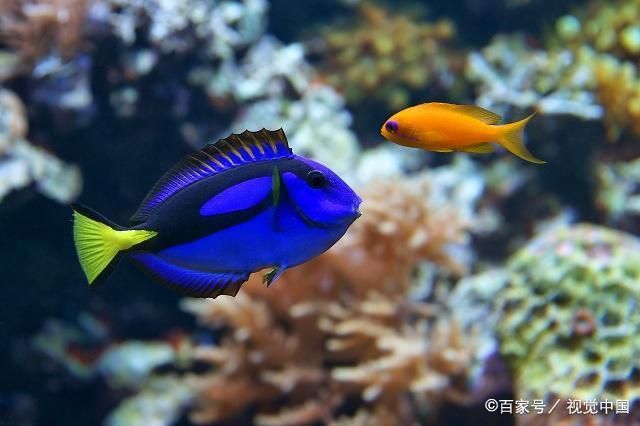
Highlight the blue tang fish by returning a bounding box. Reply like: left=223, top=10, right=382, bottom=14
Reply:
left=72, top=129, right=362, bottom=298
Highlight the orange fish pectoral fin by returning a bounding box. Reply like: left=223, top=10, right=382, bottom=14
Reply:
left=498, top=113, right=545, bottom=164
left=458, top=143, right=494, bottom=154
left=421, top=103, right=502, bottom=124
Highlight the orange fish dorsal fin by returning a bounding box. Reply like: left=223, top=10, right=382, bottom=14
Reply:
left=425, top=103, right=502, bottom=125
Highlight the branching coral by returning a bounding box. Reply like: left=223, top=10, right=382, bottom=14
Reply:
left=224, top=69, right=360, bottom=178
left=97, top=0, right=267, bottom=57
left=593, top=55, right=640, bottom=141
left=0, top=0, right=88, bottom=67
left=198, top=35, right=313, bottom=104
left=316, top=3, right=457, bottom=109
left=0, top=88, right=81, bottom=202
left=171, top=172, right=480, bottom=425
left=467, top=35, right=603, bottom=120
left=334, top=171, right=474, bottom=287
left=181, top=284, right=471, bottom=425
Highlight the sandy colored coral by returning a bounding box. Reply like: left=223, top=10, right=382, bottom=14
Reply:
left=593, top=55, right=640, bottom=141
left=0, top=0, right=88, bottom=66
left=317, top=3, right=456, bottom=109
left=496, top=224, right=640, bottom=404
left=178, top=173, right=478, bottom=425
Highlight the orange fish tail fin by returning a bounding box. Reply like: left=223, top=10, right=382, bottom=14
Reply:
left=497, top=113, right=545, bottom=164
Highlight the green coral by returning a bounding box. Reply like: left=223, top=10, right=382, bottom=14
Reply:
left=317, top=3, right=457, bottom=110
left=554, top=1, right=640, bottom=62
left=496, top=224, right=640, bottom=401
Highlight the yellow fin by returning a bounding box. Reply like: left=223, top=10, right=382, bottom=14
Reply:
left=459, top=143, right=494, bottom=154
left=431, top=147, right=454, bottom=152
left=72, top=205, right=157, bottom=285
left=426, top=103, right=502, bottom=124
left=497, top=113, right=545, bottom=164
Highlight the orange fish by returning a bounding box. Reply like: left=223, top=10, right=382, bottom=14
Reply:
left=380, top=102, right=544, bottom=164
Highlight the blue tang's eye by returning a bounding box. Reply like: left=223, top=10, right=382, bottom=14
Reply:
left=306, top=170, right=327, bottom=189
left=385, top=121, right=399, bottom=133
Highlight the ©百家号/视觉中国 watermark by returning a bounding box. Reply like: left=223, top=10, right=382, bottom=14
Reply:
left=484, top=398, right=630, bottom=415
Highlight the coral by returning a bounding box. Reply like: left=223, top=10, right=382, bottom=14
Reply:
left=467, top=35, right=603, bottom=120
left=449, top=269, right=509, bottom=364
left=194, top=33, right=359, bottom=177
left=0, top=88, right=28, bottom=145
left=30, top=54, right=94, bottom=112
left=105, top=375, right=194, bottom=426
left=180, top=284, right=471, bottom=425
left=554, top=1, right=640, bottom=63
left=551, top=1, right=640, bottom=141
left=32, top=312, right=108, bottom=380
left=197, top=35, right=312, bottom=104
left=336, top=160, right=491, bottom=291
left=595, top=157, right=640, bottom=227
left=227, top=83, right=360, bottom=178
left=593, top=54, right=640, bottom=141
left=0, top=88, right=81, bottom=202
left=351, top=144, right=422, bottom=184
left=93, top=0, right=362, bottom=173
left=0, top=0, right=88, bottom=67
left=0, top=50, right=21, bottom=82
left=32, top=313, right=187, bottom=388
left=495, top=224, right=640, bottom=403
left=96, top=342, right=180, bottom=389
left=316, top=3, right=457, bottom=109
left=166, top=171, right=482, bottom=425
left=95, top=0, right=267, bottom=57
left=86, top=0, right=270, bottom=119
left=195, top=35, right=361, bottom=177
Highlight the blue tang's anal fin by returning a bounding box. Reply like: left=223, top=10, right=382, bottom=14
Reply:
left=131, top=253, right=250, bottom=298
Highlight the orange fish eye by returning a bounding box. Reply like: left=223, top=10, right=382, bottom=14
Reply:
left=385, top=121, right=398, bottom=133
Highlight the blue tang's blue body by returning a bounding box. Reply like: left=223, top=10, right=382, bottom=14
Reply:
left=72, top=129, right=362, bottom=298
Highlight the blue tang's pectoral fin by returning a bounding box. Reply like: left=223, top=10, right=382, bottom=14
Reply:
left=263, top=266, right=285, bottom=287
left=272, top=166, right=281, bottom=207
left=131, top=253, right=250, bottom=298
left=271, top=168, right=296, bottom=232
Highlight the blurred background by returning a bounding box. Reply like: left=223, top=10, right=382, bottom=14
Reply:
left=1, top=0, right=640, bottom=424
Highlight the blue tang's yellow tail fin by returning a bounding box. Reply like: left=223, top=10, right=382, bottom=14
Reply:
left=72, top=204, right=157, bottom=286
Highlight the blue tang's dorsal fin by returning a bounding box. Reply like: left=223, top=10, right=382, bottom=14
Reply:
left=130, top=128, right=293, bottom=223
